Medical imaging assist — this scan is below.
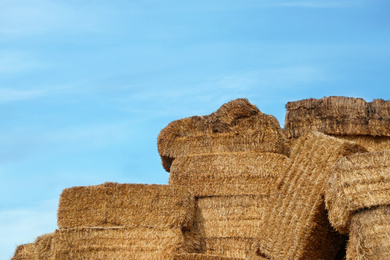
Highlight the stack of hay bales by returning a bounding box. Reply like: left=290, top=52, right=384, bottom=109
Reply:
left=158, top=98, right=290, bottom=259
left=256, top=131, right=366, bottom=259
left=55, top=182, right=199, bottom=259
left=326, top=150, right=390, bottom=259
left=284, top=96, right=390, bottom=151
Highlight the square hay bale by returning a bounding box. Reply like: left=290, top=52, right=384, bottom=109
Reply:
left=54, top=226, right=199, bottom=260
left=158, top=98, right=289, bottom=172
left=325, top=150, right=390, bottom=234
left=347, top=205, right=390, bottom=260
left=173, top=253, right=247, bottom=259
left=256, top=131, right=366, bottom=260
left=194, top=195, right=268, bottom=238
left=169, top=152, right=290, bottom=197
left=285, top=96, right=390, bottom=138
left=333, top=135, right=390, bottom=153
left=12, top=243, right=35, bottom=260
left=57, top=183, right=195, bottom=229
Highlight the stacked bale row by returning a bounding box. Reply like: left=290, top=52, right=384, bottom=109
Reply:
left=13, top=183, right=201, bottom=260
left=159, top=98, right=289, bottom=259
left=326, top=150, right=390, bottom=259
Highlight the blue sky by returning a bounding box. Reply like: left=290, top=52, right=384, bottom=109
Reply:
left=1, top=0, right=389, bottom=258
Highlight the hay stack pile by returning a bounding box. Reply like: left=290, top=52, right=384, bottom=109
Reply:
left=159, top=99, right=289, bottom=259
left=326, top=150, right=390, bottom=259
left=12, top=96, right=390, bottom=260
left=285, top=96, right=390, bottom=151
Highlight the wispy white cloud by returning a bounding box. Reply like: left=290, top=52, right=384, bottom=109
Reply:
left=0, top=86, right=74, bottom=103
left=0, top=199, right=58, bottom=260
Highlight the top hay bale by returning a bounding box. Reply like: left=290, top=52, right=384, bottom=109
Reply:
left=58, top=182, right=195, bottom=229
left=326, top=150, right=390, bottom=234
left=285, top=96, right=390, bottom=138
left=158, top=98, right=289, bottom=172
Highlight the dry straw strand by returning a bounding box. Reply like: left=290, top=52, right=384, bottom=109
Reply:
left=325, top=150, right=390, bottom=234
left=158, top=98, right=289, bottom=172
left=257, top=131, right=366, bottom=260
left=57, top=182, right=195, bottom=229
left=173, top=253, right=248, bottom=260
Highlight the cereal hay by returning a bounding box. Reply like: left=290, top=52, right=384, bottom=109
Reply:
left=334, top=135, right=390, bottom=152
left=158, top=98, right=289, bottom=172
left=194, top=195, right=269, bottom=238
left=173, top=253, right=247, bottom=260
left=169, top=152, right=290, bottom=197
left=58, top=182, right=195, bottom=229
left=54, top=226, right=199, bottom=260
left=257, top=131, right=366, bottom=260
left=325, top=150, right=390, bottom=234
left=285, top=96, right=390, bottom=138
left=11, top=243, right=35, bottom=260
left=346, top=205, right=390, bottom=260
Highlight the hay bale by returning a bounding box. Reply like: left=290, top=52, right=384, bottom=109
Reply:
left=325, top=150, right=390, bottom=234
left=334, top=135, right=390, bottom=152
left=256, top=131, right=366, bottom=260
left=194, top=195, right=268, bottom=238
left=169, top=152, right=290, bottom=197
left=285, top=96, right=390, bottom=138
left=54, top=226, right=199, bottom=260
left=346, top=205, right=390, bottom=260
left=12, top=243, right=35, bottom=260
left=58, top=182, right=195, bottom=229
left=173, top=253, right=247, bottom=260
left=158, top=98, right=289, bottom=172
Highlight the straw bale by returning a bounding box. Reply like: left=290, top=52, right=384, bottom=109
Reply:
left=285, top=96, right=390, bottom=138
left=334, top=135, right=390, bottom=152
left=194, top=195, right=268, bottom=238
left=325, top=150, right=390, bottom=234
left=256, top=131, right=366, bottom=260
left=54, top=226, right=199, bottom=260
left=57, top=182, right=195, bottom=229
left=169, top=152, right=290, bottom=197
left=12, top=243, right=35, bottom=260
left=158, top=98, right=289, bottom=172
left=346, top=205, right=390, bottom=260
left=173, top=253, right=247, bottom=260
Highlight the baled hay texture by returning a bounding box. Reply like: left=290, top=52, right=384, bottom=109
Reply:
left=203, top=238, right=261, bottom=259
left=257, top=131, right=366, bottom=260
left=325, top=150, right=390, bottom=234
left=346, top=205, right=390, bottom=260
left=194, top=195, right=269, bottom=238
left=169, top=152, right=290, bottom=197
left=12, top=243, right=35, bottom=260
left=334, top=135, right=390, bottom=152
left=58, top=182, right=195, bottom=229
left=285, top=96, right=390, bottom=138
left=173, top=253, right=247, bottom=260
left=54, top=226, right=200, bottom=260
left=158, top=98, right=289, bottom=172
